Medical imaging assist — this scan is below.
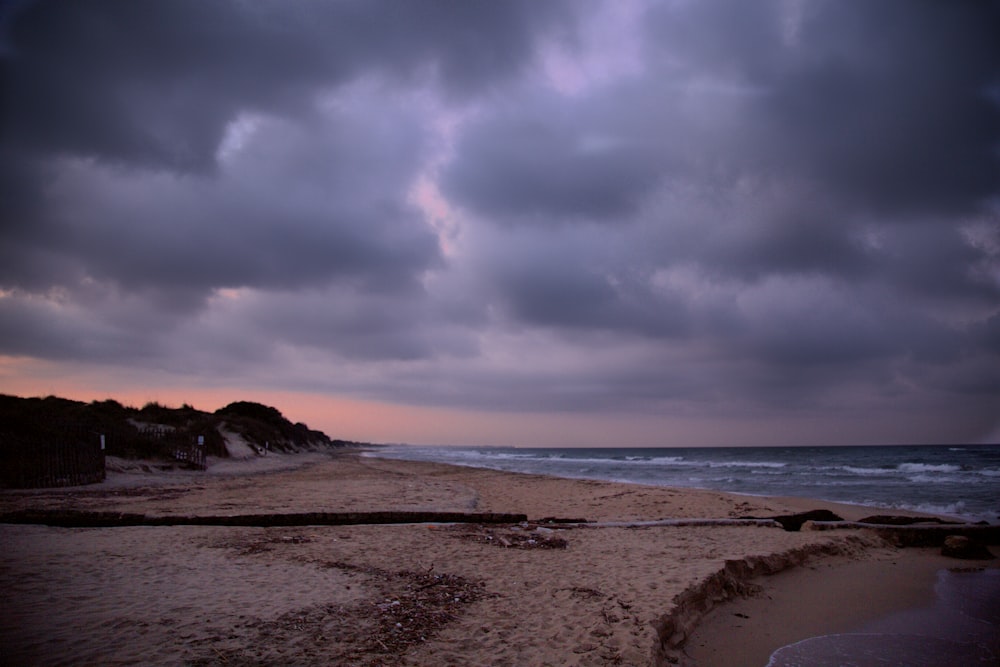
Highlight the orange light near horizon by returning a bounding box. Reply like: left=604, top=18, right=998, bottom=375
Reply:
left=2, top=356, right=982, bottom=447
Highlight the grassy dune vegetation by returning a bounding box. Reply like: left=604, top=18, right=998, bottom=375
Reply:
left=0, top=394, right=357, bottom=461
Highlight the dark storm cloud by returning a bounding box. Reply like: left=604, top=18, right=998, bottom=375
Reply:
left=974, top=313, right=1000, bottom=357
left=0, top=294, right=126, bottom=362
left=246, top=287, right=481, bottom=363
left=0, top=0, right=576, bottom=290
left=0, top=0, right=577, bottom=358
left=444, top=0, right=1000, bottom=325
left=0, top=107, right=440, bottom=326
left=473, top=226, right=691, bottom=338
left=0, top=1, right=580, bottom=306
left=756, top=1, right=1000, bottom=217
left=733, top=279, right=910, bottom=367
left=4, top=0, right=573, bottom=170
left=441, top=89, right=680, bottom=224
left=448, top=0, right=1000, bottom=226
left=673, top=200, right=876, bottom=283
left=0, top=279, right=185, bottom=363
left=40, top=107, right=436, bottom=299
left=639, top=0, right=1000, bottom=216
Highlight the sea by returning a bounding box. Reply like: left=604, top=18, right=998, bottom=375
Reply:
left=367, top=444, right=1000, bottom=523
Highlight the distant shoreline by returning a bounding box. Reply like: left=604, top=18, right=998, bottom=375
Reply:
left=365, top=443, right=1000, bottom=523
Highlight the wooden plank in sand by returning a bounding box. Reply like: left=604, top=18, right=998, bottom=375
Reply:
left=0, top=509, right=528, bottom=528
left=804, top=520, right=1000, bottom=546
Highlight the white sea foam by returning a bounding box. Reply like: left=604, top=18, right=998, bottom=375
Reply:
left=649, top=456, right=685, bottom=464
left=897, top=462, right=961, bottom=473
left=491, top=452, right=546, bottom=460
left=905, top=474, right=966, bottom=484
left=883, top=500, right=970, bottom=520
left=621, top=455, right=687, bottom=464
left=840, top=466, right=892, bottom=475
left=706, top=461, right=787, bottom=469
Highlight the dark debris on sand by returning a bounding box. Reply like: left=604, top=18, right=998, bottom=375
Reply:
left=450, top=523, right=570, bottom=550
left=187, top=557, right=491, bottom=667
left=321, top=560, right=492, bottom=661
left=217, top=533, right=315, bottom=556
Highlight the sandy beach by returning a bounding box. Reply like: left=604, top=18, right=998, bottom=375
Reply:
left=1, top=450, right=996, bottom=666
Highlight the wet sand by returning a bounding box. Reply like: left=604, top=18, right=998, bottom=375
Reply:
left=683, top=549, right=999, bottom=666
left=1, top=450, right=993, bottom=666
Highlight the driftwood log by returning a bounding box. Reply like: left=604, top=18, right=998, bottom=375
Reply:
left=739, top=509, right=844, bottom=532
left=0, top=509, right=527, bottom=528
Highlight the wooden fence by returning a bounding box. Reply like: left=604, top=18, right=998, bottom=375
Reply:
left=1, top=429, right=106, bottom=489
left=170, top=438, right=206, bottom=470
left=137, top=427, right=206, bottom=470
left=1, top=424, right=211, bottom=488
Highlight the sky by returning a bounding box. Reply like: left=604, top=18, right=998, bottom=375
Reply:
left=1, top=0, right=999, bottom=447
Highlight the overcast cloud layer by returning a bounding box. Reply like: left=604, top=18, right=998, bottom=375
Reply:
left=2, top=0, right=999, bottom=444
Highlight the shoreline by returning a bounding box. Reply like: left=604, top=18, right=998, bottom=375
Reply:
left=8, top=446, right=981, bottom=523
left=2, top=451, right=996, bottom=665
left=363, top=444, right=999, bottom=524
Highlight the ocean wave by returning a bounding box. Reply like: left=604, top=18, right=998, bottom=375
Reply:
left=790, top=479, right=881, bottom=487
left=706, top=461, right=787, bottom=469
left=839, top=466, right=893, bottom=475
left=632, top=456, right=686, bottom=464
left=562, top=457, right=785, bottom=469
left=618, top=455, right=687, bottom=464
left=836, top=463, right=964, bottom=476
left=560, top=455, right=690, bottom=467
left=490, top=452, right=556, bottom=460
left=521, top=455, right=688, bottom=467
left=880, top=500, right=970, bottom=520
left=896, top=463, right=961, bottom=473
left=905, top=474, right=967, bottom=484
